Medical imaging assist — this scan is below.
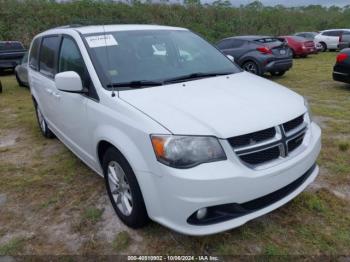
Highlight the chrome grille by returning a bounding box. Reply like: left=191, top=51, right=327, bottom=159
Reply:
left=230, top=115, right=307, bottom=168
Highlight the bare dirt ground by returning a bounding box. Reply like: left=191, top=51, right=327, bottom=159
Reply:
left=0, top=53, right=349, bottom=256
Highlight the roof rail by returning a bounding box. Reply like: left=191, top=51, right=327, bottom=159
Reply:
left=54, top=24, right=83, bottom=29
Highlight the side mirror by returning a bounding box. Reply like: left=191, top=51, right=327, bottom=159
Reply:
left=55, top=71, right=85, bottom=93
left=226, top=55, right=234, bottom=62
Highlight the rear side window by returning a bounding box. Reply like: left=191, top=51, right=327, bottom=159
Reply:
left=255, top=38, right=281, bottom=44
left=39, top=36, right=60, bottom=77
left=217, top=39, right=244, bottom=49
left=290, top=36, right=306, bottom=42
left=217, top=39, right=232, bottom=49
left=323, top=31, right=342, bottom=37
left=29, top=38, right=41, bottom=70
left=230, top=39, right=244, bottom=48
left=22, top=52, right=28, bottom=64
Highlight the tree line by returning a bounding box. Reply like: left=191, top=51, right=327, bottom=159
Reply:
left=0, top=0, right=350, bottom=46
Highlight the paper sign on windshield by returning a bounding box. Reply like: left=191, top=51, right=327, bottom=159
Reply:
left=85, top=35, right=118, bottom=48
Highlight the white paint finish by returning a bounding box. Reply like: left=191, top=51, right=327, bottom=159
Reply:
left=55, top=71, right=83, bottom=92
left=28, top=25, right=322, bottom=235
left=120, top=72, right=306, bottom=138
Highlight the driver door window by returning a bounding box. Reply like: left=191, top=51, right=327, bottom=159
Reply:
left=58, top=37, right=87, bottom=87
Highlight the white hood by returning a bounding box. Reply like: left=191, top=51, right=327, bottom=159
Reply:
left=119, top=72, right=306, bottom=138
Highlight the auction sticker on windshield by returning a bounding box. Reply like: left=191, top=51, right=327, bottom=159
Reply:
left=85, top=34, right=118, bottom=48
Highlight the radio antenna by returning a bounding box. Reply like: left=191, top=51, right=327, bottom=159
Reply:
left=102, top=24, right=116, bottom=97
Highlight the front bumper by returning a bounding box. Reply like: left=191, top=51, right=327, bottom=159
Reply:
left=139, top=123, right=321, bottom=235
left=265, top=59, right=293, bottom=73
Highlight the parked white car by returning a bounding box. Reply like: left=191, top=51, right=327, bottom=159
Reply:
left=315, top=29, right=350, bottom=51
left=28, top=25, right=321, bottom=236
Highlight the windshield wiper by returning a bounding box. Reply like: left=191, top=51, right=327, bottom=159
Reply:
left=163, top=71, right=233, bottom=84
left=106, top=71, right=233, bottom=89
left=107, top=80, right=164, bottom=89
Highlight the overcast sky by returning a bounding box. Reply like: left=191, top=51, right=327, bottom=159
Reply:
left=58, top=0, right=350, bottom=6
left=224, top=0, right=349, bottom=6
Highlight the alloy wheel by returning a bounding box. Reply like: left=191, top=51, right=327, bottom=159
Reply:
left=243, top=62, right=258, bottom=74
left=107, top=161, right=133, bottom=216
left=36, top=107, right=46, bottom=133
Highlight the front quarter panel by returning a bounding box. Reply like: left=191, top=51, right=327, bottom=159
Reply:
left=88, top=94, right=171, bottom=175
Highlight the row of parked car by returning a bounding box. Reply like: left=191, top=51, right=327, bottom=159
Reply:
left=216, top=29, right=350, bottom=77
left=1, top=28, right=350, bottom=88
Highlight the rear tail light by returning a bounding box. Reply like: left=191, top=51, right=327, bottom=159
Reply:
left=336, top=53, right=348, bottom=63
left=257, top=46, right=272, bottom=54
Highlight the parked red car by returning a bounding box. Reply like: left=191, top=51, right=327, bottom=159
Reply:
left=279, top=36, right=316, bottom=58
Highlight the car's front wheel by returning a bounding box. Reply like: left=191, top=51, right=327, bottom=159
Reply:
left=242, top=61, right=260, bottom=75
left=103, top=147, right=149, bottom=228
left=270, top=71, right=286, bottom=77
left=34, top=102, right=55, bottom=138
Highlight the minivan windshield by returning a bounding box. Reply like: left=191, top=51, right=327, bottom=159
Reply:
left=83, top=30, right=241, bottom=89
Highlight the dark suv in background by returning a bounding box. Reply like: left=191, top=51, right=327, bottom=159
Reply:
left=0, top=41, right=26, bottom=71
left=217, top=36, right=293, bottom=76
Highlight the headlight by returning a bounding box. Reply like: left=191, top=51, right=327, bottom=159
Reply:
left=304, top=97, right=313, bottom=121
left=150, top=135, right=227, bottom=168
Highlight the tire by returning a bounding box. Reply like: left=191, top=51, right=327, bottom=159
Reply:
left=103, top=147, right=149, bottom=228
left=15, top=72, right=25, bottom=87
left=270, top=71, right=286, bottom=77
left=320, top=42, right=327, bottom=52
left=242, top=61, right=261, bottom=75
left=34, top=101, right=55, bottom=138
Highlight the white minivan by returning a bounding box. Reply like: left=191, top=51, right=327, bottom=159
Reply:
left=28, top=25, right=321, bottom=236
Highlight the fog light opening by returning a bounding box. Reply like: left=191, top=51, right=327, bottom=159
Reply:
left=196, top=208, right=208, bottom=220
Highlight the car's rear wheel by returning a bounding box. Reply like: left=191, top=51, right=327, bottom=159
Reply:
left=320, top=42, right=327, bottom=52
left=270, top=71, right=286, bottom=77
left=242, top=61, right=260, bottom=75
left=103, top=147, right=149, bottom=228
left=34, top=102, right=55, bottom=138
